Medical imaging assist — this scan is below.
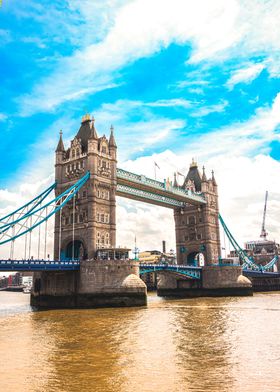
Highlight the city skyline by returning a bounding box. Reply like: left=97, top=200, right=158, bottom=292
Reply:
left=0, top=0, right=280, bottom=254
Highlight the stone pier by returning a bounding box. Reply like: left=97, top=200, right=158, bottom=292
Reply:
left=31, top=260, right=147, bottom=309
left=157, top=266, right=252, bottom=297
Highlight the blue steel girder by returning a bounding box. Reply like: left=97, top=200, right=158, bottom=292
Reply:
left=0, top=172, right=90, bottom=245
left=0, top=259, right=80, bottom=271
left=116, top=168, right=206, bottom=207
left=116, top=184, right=186, bottom=208
left=139, top=264, right=202, bottom=280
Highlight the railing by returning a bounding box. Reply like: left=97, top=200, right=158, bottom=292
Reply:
left=0, top=260, right=80, bottom=271
left=139, top=263, right=202, bottom=279
left=117, top=168, right=206, bottom=204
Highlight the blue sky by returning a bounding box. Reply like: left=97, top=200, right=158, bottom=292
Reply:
left=1, top=0, right=280, bottom=253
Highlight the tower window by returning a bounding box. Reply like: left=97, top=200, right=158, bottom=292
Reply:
left=102, top=146, right=107, bottom=154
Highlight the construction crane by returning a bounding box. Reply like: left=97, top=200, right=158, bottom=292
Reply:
left=260, top=191, right=268, bottom=240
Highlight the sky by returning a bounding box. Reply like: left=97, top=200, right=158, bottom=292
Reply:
left=0, top=0, right=280, bottom=258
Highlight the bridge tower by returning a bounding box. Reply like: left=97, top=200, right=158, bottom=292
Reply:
left=54, top=114, right=117, bottom=261
left=174, top=160, right=221, bottom=265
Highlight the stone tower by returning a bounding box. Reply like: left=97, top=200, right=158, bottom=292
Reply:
left=174, top=160, right=221, bottom=265
left=54, top=115, right=117, bottom=260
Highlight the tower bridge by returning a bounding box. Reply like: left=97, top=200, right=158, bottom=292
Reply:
left=2, top=114, right=274, bottom=308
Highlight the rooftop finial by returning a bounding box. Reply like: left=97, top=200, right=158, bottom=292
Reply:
left=190, top=158, right=197, bottom=168
left=81, top=113, right=91, bottom=123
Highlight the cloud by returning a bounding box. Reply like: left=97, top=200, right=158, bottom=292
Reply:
left=0, top=113, right=7, bottom=121
left=1, top=94, right=280, bottom=259
left=190, top=100, right=228, bottom=117
left=186, top=92, right=280, bottom=159
left=226, top=63, right=265, bottom=89
left=18, top=0, right=280, bottom=115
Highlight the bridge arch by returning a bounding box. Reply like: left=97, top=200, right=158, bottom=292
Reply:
left=61, top=236, right=87, bottom=260
left=186, top=251, right=205, bottom=267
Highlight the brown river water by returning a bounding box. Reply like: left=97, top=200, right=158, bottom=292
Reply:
left=0, top=291, right=279, bottom=392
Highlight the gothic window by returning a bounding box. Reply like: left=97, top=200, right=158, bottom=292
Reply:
left=76, top=148, right=79, bottom=157
left=184, top=235, right=189, bottom=241
left=188, top=216, right=196, bottom=225
left=65, top=217, right=69, bottom=225
left=83, top=190, right=87, bottom=198
left=97, top=190, right=100, bottom=198
left=101, top=214, right=104, bottom=223
left=72, top=150, right=76, bottom=158
left=197, top=233, right=202, bottom=240
left=102, top=146, right=107, bottom=154
left=97, top=213, right=100, bottom=222
left=101, top=160, right=106, bottom=168
left=190, top=233, right=196, bottom=241
left=79, top=214, right=83, bottom=223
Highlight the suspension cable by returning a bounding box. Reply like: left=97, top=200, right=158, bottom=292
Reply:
left=29, top=216, right=32, bottom=259
left=44, top=207, right=48, bottom=260
left=72, top=194, right=76, bottom=260
left=59, top=204, right=62, bottom=261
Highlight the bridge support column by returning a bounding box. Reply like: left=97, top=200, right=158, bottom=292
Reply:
left=31, top=260, right=147, bottom=309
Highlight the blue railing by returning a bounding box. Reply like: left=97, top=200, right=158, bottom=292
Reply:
left=0, top=259, right=80, bottom=271
left=139, top=263, right=202, bottom=279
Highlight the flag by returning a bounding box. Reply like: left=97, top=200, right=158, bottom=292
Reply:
left=154, top=162, right=160, bottom=169
left=177, top=171, right=184, bottom=177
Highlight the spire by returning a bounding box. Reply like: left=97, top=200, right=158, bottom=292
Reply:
left=173, top=172, right=178, bottom=187
left=89, top=116, right=98, bottom=139
left=109, top=125, right=117, bottom=148
left=202, top=165, right=207, bottom=182
left=55, top=130, right=65, bottom=152
left=211, top=170, right=217, bottom=186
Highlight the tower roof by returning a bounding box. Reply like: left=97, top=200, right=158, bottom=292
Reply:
left=109, top=125, right=117, bottom=148
left=76, top=114, right=97, bottom=150
left=55, top=130, right=65, bottom=153
left=183, top=159, right=202, bottom=191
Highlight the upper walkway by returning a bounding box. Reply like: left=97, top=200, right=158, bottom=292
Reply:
left=116, top=168, right=206, bottom=208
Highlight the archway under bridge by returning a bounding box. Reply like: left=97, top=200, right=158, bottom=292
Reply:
left=116, top=196, right=176, bottom=257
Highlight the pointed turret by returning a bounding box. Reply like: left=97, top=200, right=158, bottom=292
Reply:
left=56, top=130, right=65, bottom=152
left=202, top=166, right=207, bottom=182
left=89, top=116, right=98, bottom=139
left=173, top=172, right=178, bottom=187
left=109, top=125, right=117, bottom=148
left=211, top=170, right=217, bottom=186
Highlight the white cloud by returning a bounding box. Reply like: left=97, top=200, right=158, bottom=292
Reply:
left=226, top=63, right=265, bottom=89
left=19, top=0, right=280, bottom=115
left=0, top=113, right=7, bottom=122
left=191, top=100, right=228, bottom=117
left=146, top=99, right=192, bottom=109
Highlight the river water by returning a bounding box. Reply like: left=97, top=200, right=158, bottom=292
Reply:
left=0, top=291, right=279, bottom=392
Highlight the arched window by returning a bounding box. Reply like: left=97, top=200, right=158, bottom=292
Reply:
left=188, top=215, right=196, bottom=225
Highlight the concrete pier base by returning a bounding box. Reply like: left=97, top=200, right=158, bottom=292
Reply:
left=31, top=260, right=147, bottom=309
left=157, top=266, right=253, bottom=298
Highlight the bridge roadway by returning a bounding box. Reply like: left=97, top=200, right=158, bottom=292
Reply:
left=116, top=168, right=206, bottom=208
left=0, top=259, right=201, bottom=279
left=1, top=259, right=279, bottom=280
